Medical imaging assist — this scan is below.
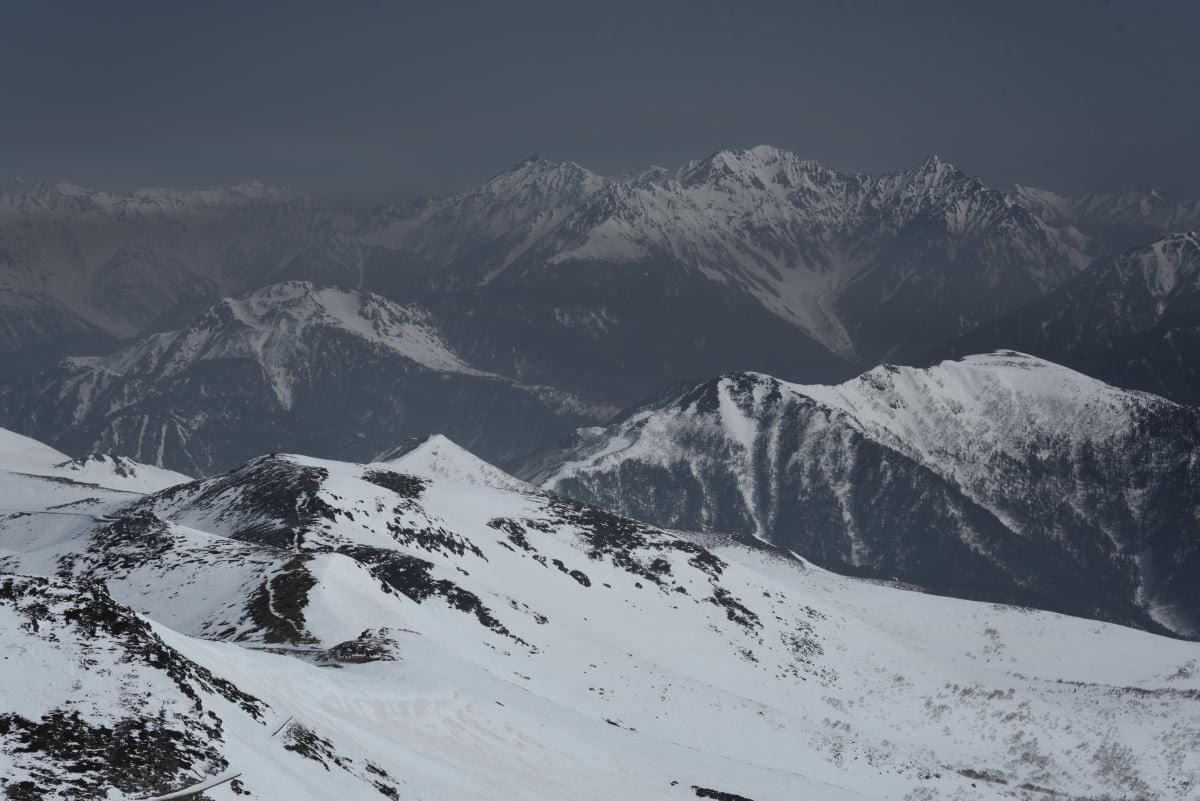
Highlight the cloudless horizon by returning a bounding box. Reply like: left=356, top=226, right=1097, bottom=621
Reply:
left=2, top=0, right=1197, bottom=203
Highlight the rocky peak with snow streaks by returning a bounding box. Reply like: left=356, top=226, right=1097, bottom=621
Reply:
left=524, top=352, right=1200, bottom=638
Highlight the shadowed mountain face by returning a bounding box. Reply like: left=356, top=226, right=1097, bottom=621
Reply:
left=521, top=353, right=1200, bottom=639
left=944, top=233, right=1200, bottom=406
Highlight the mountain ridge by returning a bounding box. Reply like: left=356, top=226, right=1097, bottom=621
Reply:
left=522, top=351, right=1200, bottom=638
left=4, top=144, right=1167, bottom=366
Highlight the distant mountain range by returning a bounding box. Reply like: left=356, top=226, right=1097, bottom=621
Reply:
left=2, top=150, right=1198, bottom=637
left=4, top=148, right=1197, bottom=393
left=1013, top=184, right=1200, bottom=253
left=521, top=352, right=1200, bottom=639
left=3, top=148, right=1198, bottom=467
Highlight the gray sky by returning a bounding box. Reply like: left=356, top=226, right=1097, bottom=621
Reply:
left=2, top=0, right=1196, bottom=202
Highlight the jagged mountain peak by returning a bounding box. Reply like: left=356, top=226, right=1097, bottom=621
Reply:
left=215, top=282, right=438, bottom=341
left=480, top=154, right=604, bottom=192
left=913, top=152, right=955, bottom=173
left=9, top=282, right=599, bottom=474
left=880, top=153, right=987, bottom=205
left=1013, top=183, right=1200, bottom=251
left=675, top=144, right=833, bottom=188
left=101, top=282, right=480, bottom=409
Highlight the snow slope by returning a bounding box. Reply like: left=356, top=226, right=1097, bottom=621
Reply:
left=3, top=431, right=1199, bottom=799
left=0, top=425, right=188, bottom=495
left=374, top=434, right=537, bottom=493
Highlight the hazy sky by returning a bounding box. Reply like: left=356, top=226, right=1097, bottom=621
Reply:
left=2, top=0, right=1196, bottom=202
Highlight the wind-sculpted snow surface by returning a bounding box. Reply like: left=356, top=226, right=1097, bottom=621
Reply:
left=3, top=432, right=1200, bottom=798
left=526, top=352, right=1200, bottom=638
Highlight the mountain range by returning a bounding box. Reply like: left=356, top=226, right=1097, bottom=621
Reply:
left=3, top=426, right=1198, bottom=800
left=5, top=147, right=1197, bottom=400
left=2, top=149, right=1200, bottom=798
left=3, top=147, right=1199, bottom=481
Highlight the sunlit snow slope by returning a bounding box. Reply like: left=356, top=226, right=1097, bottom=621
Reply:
left=2, top=430, right=1199, bottom=800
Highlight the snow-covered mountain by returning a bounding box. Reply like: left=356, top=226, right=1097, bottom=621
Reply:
left=5, top=151, right=1197, bottom=481
left=2, top=147, right=1122, bottom=395
left=948, top=232, right=1200, bottom=405
left=3, top=429, right=1199, bottom=800
left=365, top=155, right=609, bottom=279
left=1014, top=184, right=1200, bottom=252
left=522, top=352, right=1200, bottom=638
left=0, top=282, right=605, bottom=474
left=389, top=147, right=1092, bottom=369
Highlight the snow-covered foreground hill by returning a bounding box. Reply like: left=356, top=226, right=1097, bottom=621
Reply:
left=2, top=429, right=1198, bottom=800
